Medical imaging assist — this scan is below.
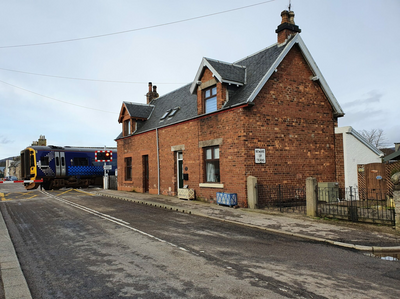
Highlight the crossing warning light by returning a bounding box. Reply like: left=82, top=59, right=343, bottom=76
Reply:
left=95, top=150, right=113, bottom=162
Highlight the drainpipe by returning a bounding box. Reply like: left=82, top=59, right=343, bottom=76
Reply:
left=156, top=128, right=160, bottom=195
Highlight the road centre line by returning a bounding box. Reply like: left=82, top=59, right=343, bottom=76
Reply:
left=40, top=190, right=189, bottom=252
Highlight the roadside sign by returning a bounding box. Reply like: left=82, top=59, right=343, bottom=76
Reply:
left=255, top=148, right=266, bottom=164
left=103, top=165, right=112, bottom=170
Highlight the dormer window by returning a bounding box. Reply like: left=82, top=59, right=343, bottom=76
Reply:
left=204, top=86, right=217, bottom=113
left=124, top=119, right=131, bottom=136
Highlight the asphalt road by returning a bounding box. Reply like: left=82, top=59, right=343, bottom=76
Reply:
left=1, top=184, right=399, bottom=298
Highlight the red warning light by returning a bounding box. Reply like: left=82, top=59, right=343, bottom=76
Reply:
left=95, top=150, right=112, bottom=162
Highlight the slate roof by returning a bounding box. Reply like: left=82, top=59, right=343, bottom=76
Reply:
left=116, top=34, right=344, bottom=140
left=123, top=102, right=154, bottom=119
left=383, top=150, right=400, bottom=162
left=205, top=58, right=246, bottom=85
left=134, top=84, right=197, bottom=135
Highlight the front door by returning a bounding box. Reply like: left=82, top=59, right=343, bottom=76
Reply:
left=177, top=151, right=183, bottom=189
left=143, top=155, right=149, bottom=193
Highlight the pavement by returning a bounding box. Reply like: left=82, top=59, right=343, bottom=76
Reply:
left=0, top=204, right=32, bottom=299
left=1, top=188, right=400, bottom=299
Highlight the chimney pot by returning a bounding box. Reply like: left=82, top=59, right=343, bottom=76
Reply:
left=276, top=10, right=301, bottom=44
left=146, top=82, right=159, bottom=104
left=289, top=11, right=295, bottom=24
left=281, top=10, right=290, bottom=24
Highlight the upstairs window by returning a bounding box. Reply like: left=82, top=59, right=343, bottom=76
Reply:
left=124, top=119, right=131, bottom=136
left=204, top=86, right=217, bottom=114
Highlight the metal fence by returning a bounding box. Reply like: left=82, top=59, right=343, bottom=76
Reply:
left=318, top=187, right=395, bottom=226
left=257, top=184, right=306, bottom=213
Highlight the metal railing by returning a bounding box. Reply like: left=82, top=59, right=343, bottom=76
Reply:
left=257, top=184, right=306, bottom=213
left=318, top=187, right=395, bottom=226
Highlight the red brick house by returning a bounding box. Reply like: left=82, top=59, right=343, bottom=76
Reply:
left=116, top=10, right=345, bottom=207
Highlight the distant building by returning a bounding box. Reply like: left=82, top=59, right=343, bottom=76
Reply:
left=5, top=159, right=21, bottom=179
left=335, top=126, right=383, bottom=189
left=32, top=135, right=47, bottom=146
left=383, top=143, right=400, bottom=162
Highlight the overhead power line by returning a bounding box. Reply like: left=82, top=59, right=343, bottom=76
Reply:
left=0, top=67, right=187, bottom=84
left=0, top=0, right=276, bottom=49
left=0, top=79, right=119, bottom=114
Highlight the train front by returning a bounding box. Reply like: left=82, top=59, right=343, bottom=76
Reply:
left=20, top=147, right=39, bottom=189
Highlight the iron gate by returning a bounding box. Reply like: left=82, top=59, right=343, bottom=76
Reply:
left=318, top=187, right=395, bottom=226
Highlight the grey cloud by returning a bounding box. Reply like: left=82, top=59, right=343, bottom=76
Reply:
left=0, top=136, right=14, bottom=144
left=342, top=90, right=383, bottom=109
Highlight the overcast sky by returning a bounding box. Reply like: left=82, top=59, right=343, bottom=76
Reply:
left=0, top=0, right=399, bottom=159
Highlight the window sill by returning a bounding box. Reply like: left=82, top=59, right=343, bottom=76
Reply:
left=199, top=183, right=224, bottom=188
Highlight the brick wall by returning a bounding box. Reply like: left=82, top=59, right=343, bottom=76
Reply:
left=117, top=107, right=249, bottom=206
left=242, top=45, right=340, bottom=187
left=335, top=133, right=345, bottom=188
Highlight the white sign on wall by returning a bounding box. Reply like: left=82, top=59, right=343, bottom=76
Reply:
left=255, top=149, right=266, bottom=164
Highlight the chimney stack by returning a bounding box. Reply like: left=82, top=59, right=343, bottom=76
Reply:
left=276, top=10, right=301, bottom=44
left=395, top=143, right=400, bottom=152
left=146, top=82, right=159, bottom=104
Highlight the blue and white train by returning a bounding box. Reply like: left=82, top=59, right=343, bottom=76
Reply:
left=20, top=145, right=117, bottom=190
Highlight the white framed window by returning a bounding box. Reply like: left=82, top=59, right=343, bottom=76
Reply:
left=205, top=146, right=220, bottom=183
left=204, top=86, right=217, bottom=113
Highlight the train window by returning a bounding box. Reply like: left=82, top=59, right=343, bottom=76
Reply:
left=56, top=157, right=59, bottom=166
left=61, top=157, right=65, bottom=166
left=73, top=157, right=89, bottom=166
left=40, top=157, right=49, bottom=168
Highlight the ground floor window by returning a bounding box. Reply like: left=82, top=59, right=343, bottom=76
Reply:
left=205, top=146, right=220, bottom=182
left=125, top=157, right=132, bottom=181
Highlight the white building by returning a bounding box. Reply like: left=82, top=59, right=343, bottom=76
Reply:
left=335, top=126, right=383, bottom=189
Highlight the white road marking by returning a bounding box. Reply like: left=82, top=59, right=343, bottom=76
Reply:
left=40, top=190, right=189, bottom=252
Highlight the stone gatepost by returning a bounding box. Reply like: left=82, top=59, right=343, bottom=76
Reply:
left=306, top=177, right=318, bottom=217
left=247, top=176, right=258, bottom=209
left=394, top=187, right=400, bottom=230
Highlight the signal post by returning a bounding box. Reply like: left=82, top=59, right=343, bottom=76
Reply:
left=95, top=149, right=113, bottom=189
